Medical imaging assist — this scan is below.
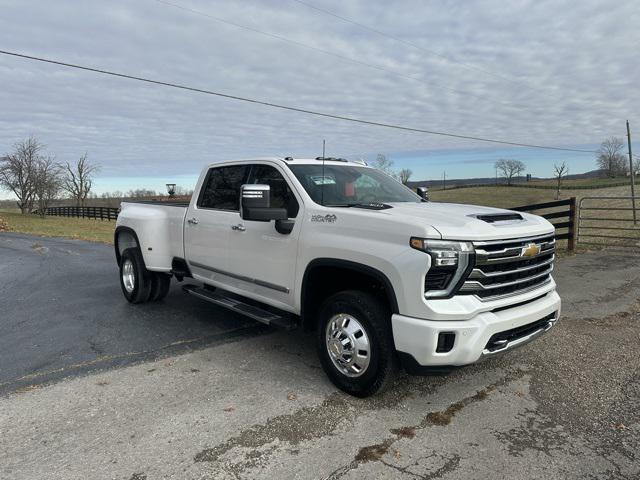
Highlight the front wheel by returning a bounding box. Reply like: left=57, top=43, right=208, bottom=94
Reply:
left=317, top=290, right=397, bottom=397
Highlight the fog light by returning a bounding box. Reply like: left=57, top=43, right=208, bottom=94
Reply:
left=436, top=332, right=455, bottom=353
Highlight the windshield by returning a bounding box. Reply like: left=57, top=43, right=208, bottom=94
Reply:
left=288, top=164, right=421, bottom=206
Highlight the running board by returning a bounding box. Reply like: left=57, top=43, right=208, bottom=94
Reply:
left=182, top=284, right=297, bottom=330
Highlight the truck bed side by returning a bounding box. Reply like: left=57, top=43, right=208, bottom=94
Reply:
left=115, top=202, right=188, bottom=272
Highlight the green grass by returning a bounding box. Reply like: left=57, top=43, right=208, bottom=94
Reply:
left=0, top=209, right=116, bottom=244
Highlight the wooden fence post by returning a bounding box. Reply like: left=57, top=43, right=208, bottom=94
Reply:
left=568, top=197, right=577, bottom=252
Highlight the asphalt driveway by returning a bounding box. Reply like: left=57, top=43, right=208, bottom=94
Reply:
left=0, top=233, right=265, bottom=393
left=0, top=233, right=639, bottom=479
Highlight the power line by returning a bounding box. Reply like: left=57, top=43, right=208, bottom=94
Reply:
left=291, top=0, right=561, bottom=100
left=153, top=0, right=542, bottom=113
left=0, top=49, right=596, bottom=154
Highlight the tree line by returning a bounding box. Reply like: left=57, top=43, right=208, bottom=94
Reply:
left=0, top=137, right=99, bottom=215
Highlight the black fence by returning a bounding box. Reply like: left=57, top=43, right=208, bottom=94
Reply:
left=33, top=206, right=119, bottom=221
left=512, top=197, right=577, bottom=251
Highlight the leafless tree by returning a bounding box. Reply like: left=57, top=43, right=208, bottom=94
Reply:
left=553, top=162, right=569, bottom=200
left=596, top=137, right=627, bottom=178
left=62, top=153, right=100, bottom=207
left=495, top=159, right=526, bottom=185
left=371, top=154, right=396, bottom=177
left=0, top=136, right=43, bottom=213
left=33, top=156, right=63, bottom=217
left=398, top=168, right=413, bottom=185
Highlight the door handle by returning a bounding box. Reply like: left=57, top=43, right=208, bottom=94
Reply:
left=231, top=224, right=246, bottom=232
left=187, top=217, right=199, bottom=225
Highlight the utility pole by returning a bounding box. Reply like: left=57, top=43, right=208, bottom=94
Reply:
left=442, top=171, right=446, bottom=191
left=627, top=120, right=637, bottom=225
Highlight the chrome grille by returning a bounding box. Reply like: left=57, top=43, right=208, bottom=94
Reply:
left=459, top=234, right=555, bottom=300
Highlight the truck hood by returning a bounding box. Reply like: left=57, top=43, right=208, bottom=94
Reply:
left=385, top=202, right=553, bottom=241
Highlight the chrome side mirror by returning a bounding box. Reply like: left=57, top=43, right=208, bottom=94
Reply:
left=416, top=186, right=429, bottom=201
left=240, top=184, right=287, bottom=222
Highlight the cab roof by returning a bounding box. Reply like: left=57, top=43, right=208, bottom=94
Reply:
left=207, top=157, right=369, bottom=168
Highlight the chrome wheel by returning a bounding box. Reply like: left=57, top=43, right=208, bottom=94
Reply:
left=122, top=258, right=135, bottom=293
left=325, top=314, right=371, bottom=377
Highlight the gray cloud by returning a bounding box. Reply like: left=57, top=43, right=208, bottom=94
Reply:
left=0, top=0, right=638, bottom=192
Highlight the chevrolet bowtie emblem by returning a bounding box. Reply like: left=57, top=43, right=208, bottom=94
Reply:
left=521, top=243, right=541, bottom=257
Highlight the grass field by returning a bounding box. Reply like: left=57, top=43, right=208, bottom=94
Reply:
left=525, top=176, right=631, bottom=188
left=430, top=183, right=635, bottom=208
left=0, top=209, right=115, bottom=244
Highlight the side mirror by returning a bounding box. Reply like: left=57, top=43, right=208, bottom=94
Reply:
left=240, top=184, right=288, bottom=222
left=416, top=186, right=429, bottom=201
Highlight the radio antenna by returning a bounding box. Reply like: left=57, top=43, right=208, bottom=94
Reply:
left=321, top=139, right=326, bottom=206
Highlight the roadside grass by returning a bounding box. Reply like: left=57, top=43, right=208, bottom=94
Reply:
left=0, top=209, right=115, bottom=244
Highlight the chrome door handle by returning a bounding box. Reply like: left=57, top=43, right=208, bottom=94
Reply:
left=187, top=217, right=199, bottom=225
left=231, top=224, right=246, bottom=232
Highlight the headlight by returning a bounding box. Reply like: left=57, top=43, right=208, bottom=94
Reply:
left=410, top=238, right=475, bottom=298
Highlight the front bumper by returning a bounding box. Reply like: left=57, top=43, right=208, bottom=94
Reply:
left=392, top=290, right=560, bottom=372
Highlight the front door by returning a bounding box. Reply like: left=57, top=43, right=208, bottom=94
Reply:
left=225, top=162, right=303, bottom=311
left=184, top=164, right=250, bottom=284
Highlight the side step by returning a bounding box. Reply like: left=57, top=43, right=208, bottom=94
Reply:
left=182, top=284, right=297, bottom=330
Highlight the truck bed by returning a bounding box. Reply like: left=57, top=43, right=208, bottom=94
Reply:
left=118, top=201, right=189, bottom=271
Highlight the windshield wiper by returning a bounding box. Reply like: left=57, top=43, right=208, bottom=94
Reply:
left=326, top=202, right=393, bottom=210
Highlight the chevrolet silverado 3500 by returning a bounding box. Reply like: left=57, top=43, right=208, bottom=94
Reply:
left=115, top=157, right=561, bottom=397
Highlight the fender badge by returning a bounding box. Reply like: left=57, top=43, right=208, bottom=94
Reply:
left=311, top=214, right=337, bottom=223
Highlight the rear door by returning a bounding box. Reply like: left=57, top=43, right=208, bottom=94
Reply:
left=184, top=164, right=249, bottom=284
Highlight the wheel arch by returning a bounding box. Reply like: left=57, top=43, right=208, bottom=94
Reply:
left=114, top=226, right=142, bottom=265
left=300, top=258, right=399, bottom=331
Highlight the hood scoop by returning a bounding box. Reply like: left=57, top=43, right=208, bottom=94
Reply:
left=471, top=213, right=523, bottom=223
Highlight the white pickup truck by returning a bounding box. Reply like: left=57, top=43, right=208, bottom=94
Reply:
left=115, top=157, right=560, bottom=396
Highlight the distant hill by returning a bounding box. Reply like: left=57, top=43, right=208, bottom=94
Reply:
left=407, top=169, right=606, bottom=189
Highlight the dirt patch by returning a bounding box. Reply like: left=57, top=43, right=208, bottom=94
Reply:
left=389, top=426, right=416, bottom=439
left=425, top=386, right=493, bottom=426
left=354, top=439, right=394, bottom=463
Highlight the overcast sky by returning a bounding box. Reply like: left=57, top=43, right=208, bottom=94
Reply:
left=1, top=0, right=638, bottom=196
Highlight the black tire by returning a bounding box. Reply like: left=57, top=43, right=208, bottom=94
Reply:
left=119, top=247, right=152, bottom=304
left=317, top=290, right=398, bottom=397
left=148, top=272, right=171, bottom=302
